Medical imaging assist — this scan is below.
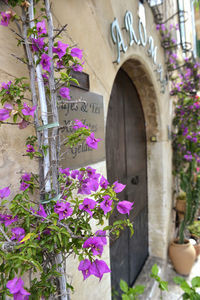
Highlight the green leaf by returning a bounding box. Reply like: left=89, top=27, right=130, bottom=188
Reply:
left=113, top=220, right=125, bottom=226
left=30, top=259, right=43, bottom=272
left=159, top=281, right=168, bottom=291
left=151, top=264, right=159, bottom=276
left=133, top=285, right=145, bottom=294
left=13, top=113, right=18, bottom=123
left=120, top=279, right=129, bottom=293
left=191, top=277, right=200, bottom=288
left=180, top=282, right=192, bottom=294
left=122, top=294, right=130, bottom=300
left=173, top=276, right=186, bottom=285
left=70, top=77, right=79, bottom=86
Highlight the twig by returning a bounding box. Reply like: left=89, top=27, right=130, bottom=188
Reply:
left=1, top=122, right=20, bottom=126
left=11, top=53, right=28, bottom=65
left=9, top=27, right=24, bottom=40
left=53, top=24, right=68, bottom=40
left=16, top=201, right=81, bottom=239
left=0, top=224, right=12, bottom=243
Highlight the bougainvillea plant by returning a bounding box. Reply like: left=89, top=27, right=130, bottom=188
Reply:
left=0, top=1, right=134, bottom=299
left=157, top=23, right=200, bottom=244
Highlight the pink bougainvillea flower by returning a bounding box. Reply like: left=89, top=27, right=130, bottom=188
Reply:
left=83, top=236, right=103, bottom=256
left=117, top=200, right=133, bottom=215
left=88, top=178, right=99, bottom=192
left=4, top=103, right=13, bottom=110
left=53, top=41, right=69, bottom=59
left=36, top=20, right=47, bottom=35
left=1, top=80, right=11, bottom=91
left=70, top=169, right=79, bottom=179
left=18, top=119, right=29, bottom=129
left=0, top=108, right=10, bottom=121
left=86, top=166, right=96, bottom=177
left=42, top=73, right=48, bottom=81
left=86, top=132, right=101, bottom=150
left=95, top=230, right=107, bottom=245
left=0, top=186, right=10, bottom=199
left=90, top=259, right=111, bottom=280
left=73, top=119, right=88, bottom=130
left=26, top=144, right=35, bottom=153
left=0, top=214, right=18, bottom=227
left=78, top=182, right=91, bottom=195
left=37, top=204, right=47, bottom=219
left=42, top=73, right=49, bottom=86
left=6, top=277, right=30, bottom=299
left=0, top=12, right=11, bottom=26
left=59, top=87, right=70, bottom=100
left=40, top=53, right=51, bottom=72
left=54, top=201, right=73, bottom=220
left=11, top=227, right=25, bottom=242
left=184, top=154, right=193, bottom=161
left=100, top=176, right=109, bottom=189
left=70, top=47, right=83, bottom=60
left=20, top=182, right=30, bottom=192
left=79, top=198, right=96, bottom=217
left=72, top=64, right=83, bottom=72
left=156, top=24, right=160, bottom=30
left=21, top=173, right=31, bottom=182
left=56, top=60, right=64, bottom=69
left=113, top=181, right=126, bottom=193
left=100, top=195, right=112, bottom=215
left=22, top=103, right=36, bottom=117
left=59, top=167, right=70, bottom=176
left=78, top=259, right=92, bottom=280
left=31, top=37, right=45, bottom=52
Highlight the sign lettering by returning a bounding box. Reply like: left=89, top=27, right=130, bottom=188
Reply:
left=58, top=87, right=105, bottom=168
left=111, top=18, right=127, bottom=64
left=110, top=9, right=167, bottom=93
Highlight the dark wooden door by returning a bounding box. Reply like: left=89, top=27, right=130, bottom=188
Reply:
left=106, top=69, right=148, bottom=297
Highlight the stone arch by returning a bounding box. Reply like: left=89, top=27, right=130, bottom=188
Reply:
left=121, top=58, right=161, bottom=142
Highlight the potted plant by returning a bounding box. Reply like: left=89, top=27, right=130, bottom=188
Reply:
left=169, top=160, right=200, bottom=275
left=165, top=43, right=200, bottom=274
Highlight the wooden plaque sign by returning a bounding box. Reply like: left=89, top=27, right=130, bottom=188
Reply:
left=58, top=87, right=105, bottom=169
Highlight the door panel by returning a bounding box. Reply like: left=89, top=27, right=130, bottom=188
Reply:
left=106, top=69, right=148, bottom=297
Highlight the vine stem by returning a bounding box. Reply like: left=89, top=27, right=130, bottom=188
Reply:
left=28, top=0, right=51, bottom=193
left=44, top=1, right=68, bottom=299
left=0, top=224, right=12, bottom=243
left=21, top=7, right=45, bottom=196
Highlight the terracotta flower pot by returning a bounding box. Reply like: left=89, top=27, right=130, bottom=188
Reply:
left=169, top=239, right=196, bottom=275
left=176, top=199, right=186, bottom=213
left=175, top=199, right=186, bottom=221
left=194, top=243, right=200, bottom=257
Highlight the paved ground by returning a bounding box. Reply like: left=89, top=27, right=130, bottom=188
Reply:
left=162, top=256, right=200, bottom=300
left=135, top=255, right=200, bottom=300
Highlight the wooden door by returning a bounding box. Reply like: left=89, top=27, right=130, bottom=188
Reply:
left=106, top=69, right=148, bottom=297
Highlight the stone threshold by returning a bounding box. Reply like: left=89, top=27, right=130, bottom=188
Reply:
left=133, top=256, right=167, bottom=300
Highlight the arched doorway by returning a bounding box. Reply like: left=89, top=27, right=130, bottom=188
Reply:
left=106, top=68, right=148, bottom=297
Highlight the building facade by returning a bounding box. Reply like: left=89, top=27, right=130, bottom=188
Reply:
left=0, top=0, right=197, bottom=299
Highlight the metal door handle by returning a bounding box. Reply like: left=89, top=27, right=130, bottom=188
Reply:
left=131, top=176, right=139, bottom=185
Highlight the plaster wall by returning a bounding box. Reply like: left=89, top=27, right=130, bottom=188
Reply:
left=0, top=1, right=175, bottom=300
